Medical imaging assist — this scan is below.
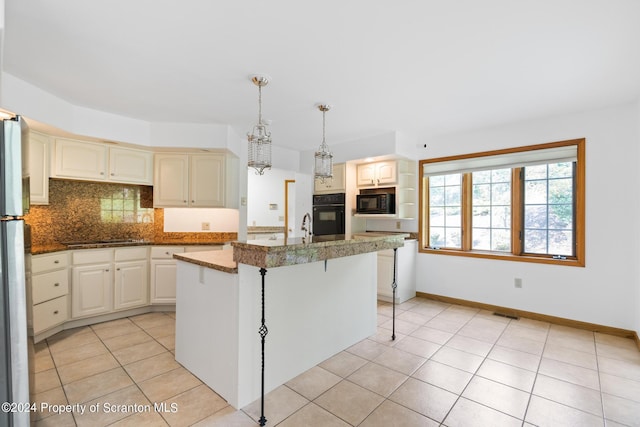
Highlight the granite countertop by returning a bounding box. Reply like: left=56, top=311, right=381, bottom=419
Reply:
left=31, top=240, right=231, bottom=255
left=231, top=233, right=407, bottom=269
left=247, top=226, right=285, bottom=234
left=173, top=248, right=237, bottom=274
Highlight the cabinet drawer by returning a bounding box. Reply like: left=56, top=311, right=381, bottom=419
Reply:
left=32, top=269, right=69, bottom=304
left=114, top=247, right=148, bottom=262
left=72, top=249, right=113, bottom=265
left=32, top=253, right=69, bottom=274
left=150, top=246, right=185, bottom=259
left=33, top=296, right=68, bottom=334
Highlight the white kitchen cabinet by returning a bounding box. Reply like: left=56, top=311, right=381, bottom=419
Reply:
left=376, top=239, right=416, bottom=303
left=29, top=131, right=50, bottom=205
left=314, top=163, right=346, bottom=194
left=357, top=161, right=397, bottom=187
left=150, top=246, right=185, bottom=303
left=113, top=247, right=149, bottom=310
left=355, top=159, right=417, bottom=219
left=153, top=154, right=189, bottom=206
left=53, top=138, right=153, bottom=185
left=153, top=153, right=226, bottom=208
left=190, top=154, right=225, bottom=207
left=30, top=252, right=69, bottom=335
left=54, top=138, right=108, bottom=181
left=71, top=249, right=113, bottom=318
left=72, top=262, right=113, bottom=318
left=108, top=146, right=153, bottom=184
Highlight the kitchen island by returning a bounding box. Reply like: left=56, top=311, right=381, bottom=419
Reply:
left=173, top=233, right=406, bottom=421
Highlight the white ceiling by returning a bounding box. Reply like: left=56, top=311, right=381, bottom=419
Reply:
left=4, top=0, right=640, bottom=151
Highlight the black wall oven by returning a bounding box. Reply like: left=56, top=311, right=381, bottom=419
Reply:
left=312, top=193, right=345, bottom=236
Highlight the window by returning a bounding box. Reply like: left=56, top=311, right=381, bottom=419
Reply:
left=419, top=139, right=585, bottom=266
left=101, top=187, right=154, bottom=223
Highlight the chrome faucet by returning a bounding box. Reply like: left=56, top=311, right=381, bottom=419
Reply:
left=301, top=213, right=312, bottom=241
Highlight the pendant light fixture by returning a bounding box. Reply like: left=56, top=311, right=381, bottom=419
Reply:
left=247, top=75, right=272, bottom=175
left=314, top=104, right=333, bottom=182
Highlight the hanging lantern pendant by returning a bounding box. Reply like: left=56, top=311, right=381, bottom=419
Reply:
left=314, top=104, right=333, bottom=182
left=248, top=75, right=272, bottom=175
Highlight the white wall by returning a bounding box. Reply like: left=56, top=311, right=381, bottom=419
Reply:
left=1, top=73, right=238, bottom=151
left=415, top=102, right=640, bottom=332
left=163, top=208, right=239, bottom=233
left=246, top=168, right=295, bottom=227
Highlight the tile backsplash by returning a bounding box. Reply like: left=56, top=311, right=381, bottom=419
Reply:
left=25, top=179, right=237, bottom=246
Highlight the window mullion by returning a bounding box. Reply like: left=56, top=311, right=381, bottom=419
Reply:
left=462, top=173, right=473, bottom=251
left=511, top=168, right=523, bottom=255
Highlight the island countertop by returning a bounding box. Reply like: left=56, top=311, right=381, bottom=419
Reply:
left=231, top=233, right=407, bottom=269
left=173, top=248, right=237, bottom=273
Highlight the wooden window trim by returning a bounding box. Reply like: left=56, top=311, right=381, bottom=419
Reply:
left=419, top=138, right=585, bottom=267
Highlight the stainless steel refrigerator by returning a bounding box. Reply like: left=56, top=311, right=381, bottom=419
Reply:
left=1, top=114, right=31, bottom=426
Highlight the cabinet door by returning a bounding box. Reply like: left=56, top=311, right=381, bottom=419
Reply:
left=376, top=161, right=397, bottom=185
left=114, top=260, right=148, bottom=310
left=54, top=139, right=108, bottom=181
left=190, top=154, right=225, bottom=207
left=109, top=147, right=153, bottom=184
left=377, top=252, right=395, bottom=299
left=357, top=164, right=377, bottom=187
left=150, top=260, right=177, bottom=303
left=29, top=132, right=50, bottom=205
left=153, top=154, right=190, bottom=207
left=71, top=263, right=113, bottom=318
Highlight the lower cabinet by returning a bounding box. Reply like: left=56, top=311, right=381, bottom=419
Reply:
left=30, top=252, right=70, bottom=335
left=31, top=244, right=220, bottom=337
left=377, top=239, right=417, bottom=304
left=114, top=260, right=148, bottom=310
left=71, top=247, right=149, bottom=318
left=150, top=246, right=185, bottom=304
left=71, top=249, right=114, bottom=318
left=72, top=262, right=113, bottom=318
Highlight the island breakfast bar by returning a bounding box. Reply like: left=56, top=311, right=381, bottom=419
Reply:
left=173, top=233, right=406, bottom=425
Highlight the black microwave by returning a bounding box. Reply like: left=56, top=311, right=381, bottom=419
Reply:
left=356, top=193, right=395, bottom=214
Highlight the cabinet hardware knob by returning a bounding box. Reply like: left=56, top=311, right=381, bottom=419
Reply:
left=191, top=200, right=195, bottom=203
left=54, top=283, right=59, bottom=287
left=105, top=269, right=110, bottom=272
left=183, top=200, right=187, bottom=203
left=165, top=252, right=170, bottom=255
left=53, top=310, right=59, bottom=315
left=100, top=172, right=105, bottom=175
left=54, top=260, right=60, bottom=264
left=111, top=173, right=115, bottom=176
left=117, top=268, right=120, bottom=271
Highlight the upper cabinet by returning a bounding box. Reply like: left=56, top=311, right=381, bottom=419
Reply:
left=314, top=163, right=346, bottom=194
left=52, top=138, right=153, bottom=185
left=355, top=159, right=417, bottom=219
left=153, top=153, right=231, bottom=208
left=29, top=131, right=51, bottom=205
left=108, top=146, right=153, bottom=184
left=54, top=139, right=107, bottom=181
left=356, top=161, right=397, bottom=187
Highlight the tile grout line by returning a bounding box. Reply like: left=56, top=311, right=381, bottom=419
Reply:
left=519, top=319, right=551, bottom=427
left=435, top=311, right=517, bottom=426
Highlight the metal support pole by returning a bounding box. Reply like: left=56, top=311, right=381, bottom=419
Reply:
left=391, top=248, right=398, bottom=340
left=258, top=268, right=268, bottom=426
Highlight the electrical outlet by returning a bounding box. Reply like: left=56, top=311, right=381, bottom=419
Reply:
left=201, top=222, right=211, bottom=231
left=396, top=221, right=401, bottom=230
left=514, top=278, right=523, bottom=288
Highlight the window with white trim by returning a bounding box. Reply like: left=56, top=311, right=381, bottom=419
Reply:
left=419, top=139, right=585, bottom=266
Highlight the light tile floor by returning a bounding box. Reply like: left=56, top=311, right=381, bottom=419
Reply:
left=32, top=298, right=640, bottom=426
